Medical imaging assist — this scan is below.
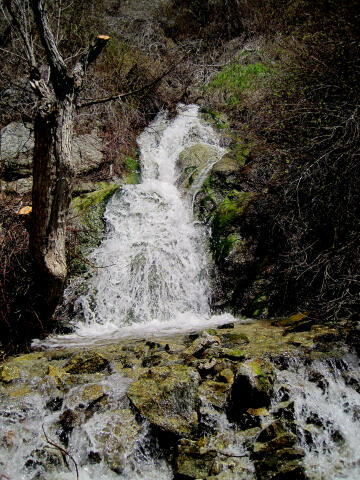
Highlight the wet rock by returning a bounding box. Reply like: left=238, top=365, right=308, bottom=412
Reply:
left=46, top=397, right=63, bottom=412
left=254, top=454, right=307, bottom=480
left=58, top=408, right=80, bottom=445
left=127, top=365, right=200, bottom=437
left=63, top=352, right=110, bottom=374
left=25, top=446, right=66, bottom=474
left=219, top=331, right=249, bottom=348
left=256, top=420, right=286, bottom=444
left=272, top=401, right=296, bottom=422
left=199, top=380, right=232, bottom=411
left=253, top=422, right=306, bottom=480
left=0, top=364, right=20, bottom=383
left=218, top=322, right=235, bottom=329
left=175, top=437, right=217, bottom=478
left=176, top=143, right=221, bottom=190
left=216, top=368, right=234, bottom=384
left=91, top=409, right=141, bottom=474
left=308, top=370, right=329, bottom=392
left=186, top=331, right=221, bottom=359
left=227, top=359, right=275, bottom=426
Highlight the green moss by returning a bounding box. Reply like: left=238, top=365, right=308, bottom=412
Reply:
left=72, top=183, right=119, bottom=213
left=214, top=190, right=253, bottom=230
left=233, top=141, right=251, bottom=166
left=200, top=108, right=229, bottom=131
left=213, top=233, right=240, bottom=263
left=123, top=154, right=140, bottom=184
left=208, top=62, right=269, bottom=107
left=70, top=184, right=119, bottom=274
left=221, top=348, right=245, bottom=361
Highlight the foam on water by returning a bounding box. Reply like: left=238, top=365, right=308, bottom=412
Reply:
left=38, top=104, right=240, bottom=348
left=274, top=354, right=360, bottom=479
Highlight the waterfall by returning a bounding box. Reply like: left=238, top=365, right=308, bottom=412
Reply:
left=274, top=354, right=360, bottom=479
left=40, top=104, right=235, bottom=348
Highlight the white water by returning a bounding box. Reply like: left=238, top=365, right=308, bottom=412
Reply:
left=38, top=104, right=241, bottom=349
left=0, top=372, right=172, bottom=480
left=274, top=354, right=360, bottom=479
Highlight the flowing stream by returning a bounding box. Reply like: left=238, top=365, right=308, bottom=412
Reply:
left=40, top=104, right=234, bottom=348
left=1, top=105, right=360, bottom=479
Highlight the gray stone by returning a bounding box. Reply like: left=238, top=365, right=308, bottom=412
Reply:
left=127, top=365, right=200, bottom=436
left=0, top=177, right=33, bottom=194
left=0, top=122, right=34, bottom=179
left=0, top=122, right=104, bottom=181
left=73, top=132, right=104, bottom=175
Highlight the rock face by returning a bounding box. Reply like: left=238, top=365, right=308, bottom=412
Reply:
left=195, top=149, right=269, bottom=317
left=176, top=143, right=222, bottom=192
left=0, top=122, right=104, bottom=181
left=127, top=364, right=200, bottom=436
left=0, top=122, right=34, bottom=180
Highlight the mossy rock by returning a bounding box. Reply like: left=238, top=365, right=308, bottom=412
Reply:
left=227, top=359, right=275, bottom=426
left=199, top=379, right=232, bottom=410
left=213, top=190, right=255, bottom=231
left=69, top=183, right=119, bottom=275
left=175, top=437, right=217, bottom=478
left=212, top=154, right=241, bottom=174
left=220, top=347, right=245, bottom=361
left=220, top=331, right=250, bottom=347
left=127, top=365, right=200, bottom=437
left=0, top=364, right=21, bottom=383
left=63, top=352, right=110, bottom=374
left=176, top=143, right=221, bottom=191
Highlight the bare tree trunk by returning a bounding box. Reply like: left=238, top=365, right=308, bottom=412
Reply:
left=31, top=96, right=75, bottom=315
left=4, top=0, right=109, bottom=323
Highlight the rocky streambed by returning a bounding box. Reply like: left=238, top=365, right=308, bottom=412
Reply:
left=1, top=318, right=359, bottom=480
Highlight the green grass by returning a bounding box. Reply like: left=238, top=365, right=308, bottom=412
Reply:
left=208, top=62, right=269, bottom=106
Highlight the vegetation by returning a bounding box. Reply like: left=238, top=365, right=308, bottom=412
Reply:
left=1, top=0, right=359, bottom=351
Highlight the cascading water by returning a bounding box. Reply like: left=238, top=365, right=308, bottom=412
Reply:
left=273, top=354, right=360, bottom=479
left=4, top=105, right=360, bottom=480
left=41, top=104, right=234, bottom=347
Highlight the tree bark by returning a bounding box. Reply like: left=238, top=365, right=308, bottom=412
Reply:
left=4, top=0, right=110, bottom=323
left=31, top=95, right=75, bottom=315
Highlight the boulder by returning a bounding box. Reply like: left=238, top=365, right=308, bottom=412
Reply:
left=0, top=177, right=33, bottom=194
left=127, top=365, right=200, bottom=437
left=176, top=143, right=221, bottom=191
left=0, top=122, right=33, bottom=179
left=226, top=359, right=275, bottom=427
left=0, top=122, right=104, bottom=181
left=91, top=409, right=141, bottom=474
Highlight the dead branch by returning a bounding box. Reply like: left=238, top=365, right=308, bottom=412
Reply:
left=42, top=425, right=79, bottom=480
left=77, top=62, right=177, bottom=109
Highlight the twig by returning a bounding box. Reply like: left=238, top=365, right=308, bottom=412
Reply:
left=42, top=425, right=79, bottom=480
left=77, top=61, right=179, bottom=109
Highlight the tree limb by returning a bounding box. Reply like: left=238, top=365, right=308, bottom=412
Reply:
left=77, top=62, right=175, bottom=109
left=4, top=0, right=38, bottom=76
left=31, top=0, right=69, bottom=92
left=72, top=35, right=110, bottom=88
left=42, top=425, right=79, bottom=480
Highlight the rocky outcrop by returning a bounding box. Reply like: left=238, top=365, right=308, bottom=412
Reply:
left=176, top=143, right=221, bottom=192
left=128, top=364, right=200, bottom=437
left=0, top=122, right=104, bottom=181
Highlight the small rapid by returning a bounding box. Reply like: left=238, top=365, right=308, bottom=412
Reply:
left=39, top=104, right=236, bottom=348
left=274, top=354, right=360, bottom=479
